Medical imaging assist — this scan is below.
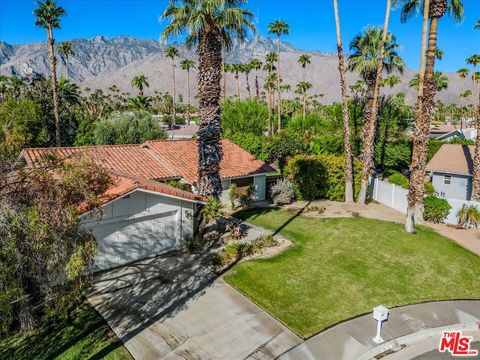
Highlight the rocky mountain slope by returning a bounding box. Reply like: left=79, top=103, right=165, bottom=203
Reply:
left=0, top=35, right=471, bottom=104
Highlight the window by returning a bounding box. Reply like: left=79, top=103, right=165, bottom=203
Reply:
left=443, top=175, right=452, bottom=185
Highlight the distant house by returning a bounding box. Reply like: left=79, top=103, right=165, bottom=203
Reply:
left=429, top=124, right=476, bottom=141
left=426, top=144, right=474, bottom=200
left=166, top=124, right=199, bottom=139
left=21, top=139, right=274, bottom=271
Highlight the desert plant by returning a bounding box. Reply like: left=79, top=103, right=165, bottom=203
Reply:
left=423, top=196, right=451, bottom=223
left=212, top=242, right=242, bottom=267
left=226, top=218, right=247, bottom=240
left=229, top=183, right=239, bottom=209
left=252, top=235, right=278, bottom=253
left=457, top=204, right=480, bottom=228
left=270, top=179, right=295, bottom=205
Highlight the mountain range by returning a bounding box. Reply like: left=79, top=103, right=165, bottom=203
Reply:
left=0, top=35, right=472, bottom=105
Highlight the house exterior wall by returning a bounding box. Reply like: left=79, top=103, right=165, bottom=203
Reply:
left=432, top=172, right=472, bottom=200
left=82, top=190, right=196, bottom=271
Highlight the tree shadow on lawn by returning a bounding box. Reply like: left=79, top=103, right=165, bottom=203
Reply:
left=233, top=202, right=311, bottom=236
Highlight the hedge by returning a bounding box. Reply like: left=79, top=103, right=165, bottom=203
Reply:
left=284, top=154, right=362, bottom=201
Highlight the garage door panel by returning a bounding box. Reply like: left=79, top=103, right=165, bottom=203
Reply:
left=93, top=211, right=179, bottom=271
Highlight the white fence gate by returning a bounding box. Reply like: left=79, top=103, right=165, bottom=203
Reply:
left=370, top=177, right=480, bottom=225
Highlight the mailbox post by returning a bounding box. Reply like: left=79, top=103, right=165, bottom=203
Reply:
left=372, top=305, right=389, bottom=344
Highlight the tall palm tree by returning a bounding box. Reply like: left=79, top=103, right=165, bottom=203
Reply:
left=264, top=73, right=277, bottom=136
left=250, top=58, right=262, bottom=99
left=348, top=26, right=404, bottom=204
left=180, top=59, right=195, bottom=124
left=232, top=63, right=242, bottom=99
left=161, top=0, right=255, bottom=199
left=295, top=81, right=312, bottom=120
left=457, top=67, right=469, bottom=129
left=468, top=52, right=480, bottom=200
left=298, top=54, right=311, bottom=80
left=57, top=41, right=74, bottom=79
left=399, top=0, right=464, bottom=232
left=241, top=62, right=252, bottom=98
left=34, top=0, right=66, bottom=146
left=333, top=0, right=355, bottom=203
left=268, top=20, right=289, bottom=133
left=131, top=75, right=149, bottom=96
left=165, top=46, right=180, bottom=124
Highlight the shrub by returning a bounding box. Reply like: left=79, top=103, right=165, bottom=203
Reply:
left=166, top=180, right=191, bottom=192
left=229, top=183, right=239, bottom=209
left=222, top=99, right=268, bottom=136
left=284, top=154, right=362, bottom=201
left=252, top=235, right=278, bottom=253
left=238, top=184, right=256, bottom=208
left=424, top=182, right=436, bottom=197
left=423, top=196, right=451, bottom=223
left=457, top=204, right=480, bottom=228
left=388, top=172, right=409, bottom=189
left=270, top=179, right=295, bottom=205
left=226, top=219, right=247, bottom=240
left=93, top=111, right=167, bottom=145
left=200, top=198, right=224, bottom=224
left=212, top=242, right=242, bottom=267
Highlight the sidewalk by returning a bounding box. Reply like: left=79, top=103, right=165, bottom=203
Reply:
left=279, top=300, right=480, bottom=360
left=427, top=222, right=480, bottom=256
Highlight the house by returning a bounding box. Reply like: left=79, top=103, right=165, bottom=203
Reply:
left=429, top=124, right=476, bottom=141
left=426, top=144, right=474, bottom=200
left=166, top=124, right=199, bottom=139
left=21, top=139, right=274, bottom=271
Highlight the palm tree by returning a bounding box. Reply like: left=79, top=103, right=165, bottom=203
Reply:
left=241, top=62, right=252, bottom=98
left=298, top=54, right=311, bottom=80
left=232, top=63, right=242, bottom=99
left=57, top=41, right=74, bottom=79
left=295, top=81, right=312, bottom=120
left=264, top=73, right=277, bottom=136
left=468, top=54, right=480, bottom=200
left=268, top=20, right=289, bottom=133
left=180, top=59, right=195, bottom=124
left=382, top=74, right=402, bottom=88
left=399, top=0, right=464, bottom=232
left=333, top=0, right=355, bottom=203
left=161, top=0, right=255, bottom=199
left=457, top=67, right=469, bottom=129
left=34, top=0, right=66, bottom=147
left=347, top=26, right=404, bottom=204
left=250, top=58, right=262, bottom=99
left=475, top=19, right=480, bottom=30
left=131, top=75, right=149, bottom=96
left=165, top=46, right=180, bottom=125
left=8, top=76, right=25, bottom=99
left=409, top=71, right=448, bottom=91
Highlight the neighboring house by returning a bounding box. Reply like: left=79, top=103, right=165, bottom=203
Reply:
left=166, top=124, right=199, bottom=139
left=21, top=139, right=274, bottom=271
left=426, top=144, right=474, bottom=200
left=429, top=124, right=476, bottom=141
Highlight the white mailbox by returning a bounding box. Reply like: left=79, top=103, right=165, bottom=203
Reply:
left=373, top=305, right=389, bottom=322
left=372, top=305, right=389, bottom=344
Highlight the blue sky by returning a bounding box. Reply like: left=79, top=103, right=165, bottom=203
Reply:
left=1, top=0, right=479, bottom=72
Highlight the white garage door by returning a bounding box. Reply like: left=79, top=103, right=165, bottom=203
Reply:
left=92, top=211, right=179, bottom=271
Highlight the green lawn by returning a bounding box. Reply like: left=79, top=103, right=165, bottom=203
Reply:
left=225, top=208, right=480, bottom=338
left=0, top=303, right=132, bottom=360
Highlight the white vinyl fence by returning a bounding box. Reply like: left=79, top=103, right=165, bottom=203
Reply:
left=370, top=177, right=480, bottom=225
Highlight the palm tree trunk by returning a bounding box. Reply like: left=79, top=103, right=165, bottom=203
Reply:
left=255, top=70, right=260, bottom=99
left=472, top=75, right=480, bottom=200
left=334, top=0, right=354, bottom=203
left=235, top=73, right=240, bottom=99
left=303, top=93, right=306, bottom=120
left=196, top=27, right=223, bottom=198
left=246, top=73, right=251, bottom=98
left=277, top=36, right=282, bottom=133
left=460, top=77, right=464, bottom=129
left=48, top=26, right=61, bottom=146
left=357, top=0, right=391, bottom=204
left=172, top=59, right=176, bottom=126
left=405, top=0, right=433, bottom=233
left=268, top=87, right=273, bottom=136
left=187, top=68, right=191, bottom=125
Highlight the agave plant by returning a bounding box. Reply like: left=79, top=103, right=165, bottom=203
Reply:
left=457, top=204, right=480, bottom=228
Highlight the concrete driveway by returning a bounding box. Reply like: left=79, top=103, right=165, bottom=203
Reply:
left=88, top=253, right=301, bottom=360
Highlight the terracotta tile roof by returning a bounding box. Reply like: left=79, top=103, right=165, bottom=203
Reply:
left=21, top=144, right=179, bottom=180
left=426, top=144, right=474, bottom=176
left=143, top=139, right=276, bottom=184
